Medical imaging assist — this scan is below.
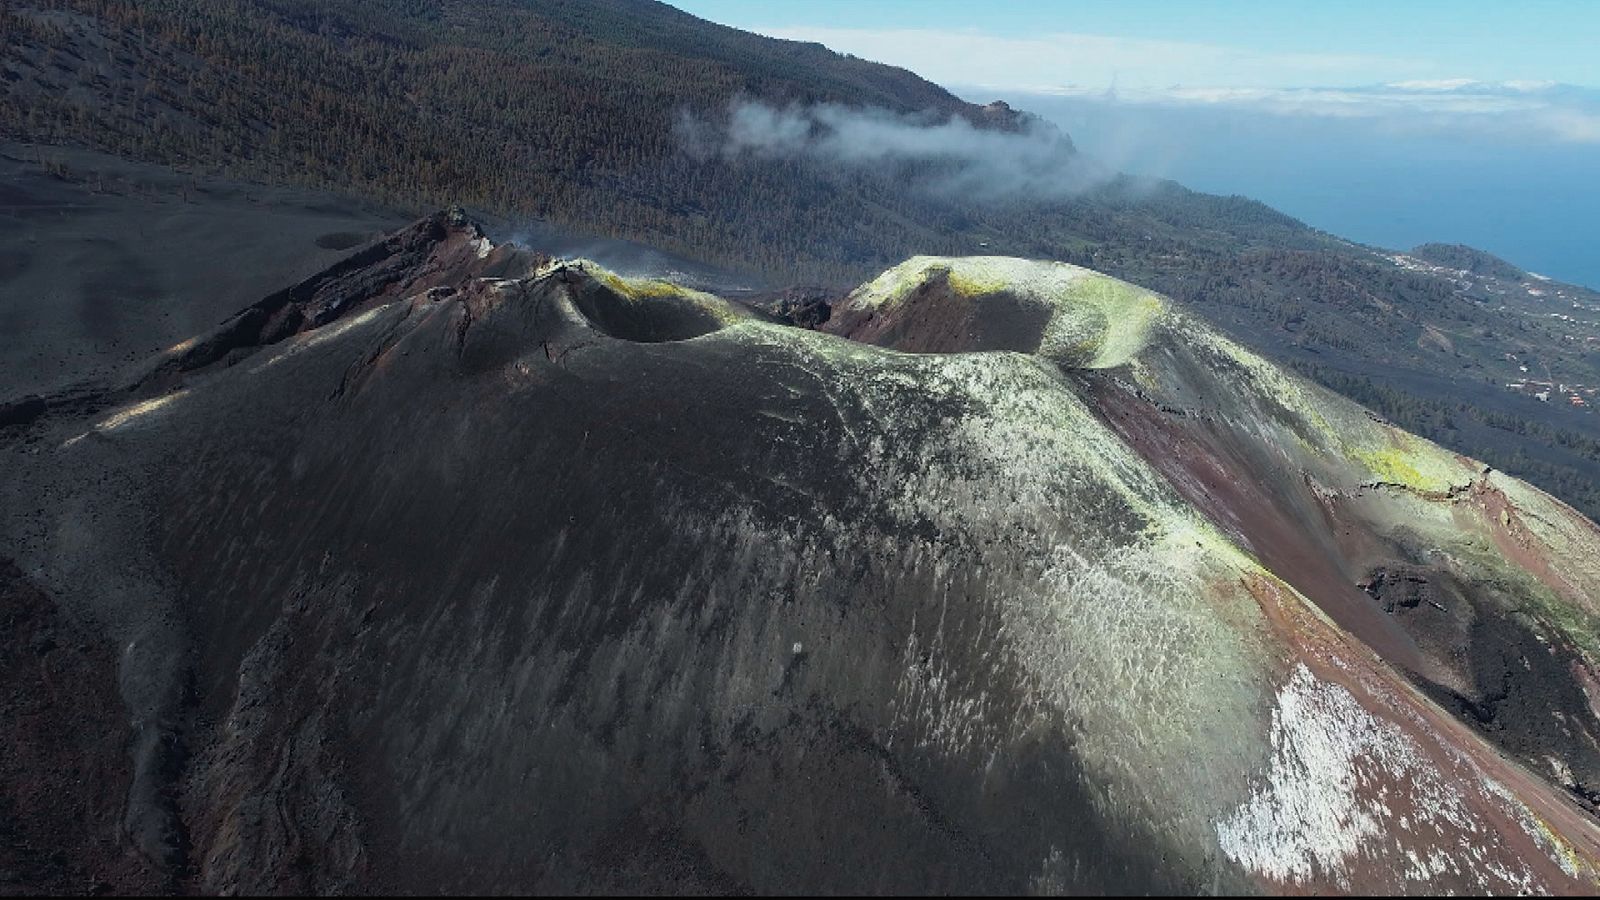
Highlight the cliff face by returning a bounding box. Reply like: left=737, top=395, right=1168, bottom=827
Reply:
left=4, top=218, right=1600, bottom=893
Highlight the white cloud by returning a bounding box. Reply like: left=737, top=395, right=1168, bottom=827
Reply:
left=676, top=99, right=1109, bottom=201
left=1385, top=78, right=1482, bottom=92
left=738, top=25, right=1599, bottom=147
left=1542, top=108, right=1600, bottom=143
left=756, top=25, right=1429, bottom=93
left=1030, top=81, right=1600, bottom=144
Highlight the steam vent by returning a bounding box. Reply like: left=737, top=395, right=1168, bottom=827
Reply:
left=6, top=212, right=1600, bottom=893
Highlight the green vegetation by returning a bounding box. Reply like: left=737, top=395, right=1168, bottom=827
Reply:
left=1411, top=243, right=1526, bottom=280
left=0, top=0, right=1338, bottom=285
left=2, top=0, right=1002, bottom=280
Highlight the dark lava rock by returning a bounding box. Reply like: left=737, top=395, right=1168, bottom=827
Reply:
left=769, top=287, right=834, bottom=330
left=0, top=395, right=44, bottom=429
left=0, top=559, right=165, bottom=894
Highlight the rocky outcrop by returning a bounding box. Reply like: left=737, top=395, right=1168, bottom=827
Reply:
left=158, top=208, right=526, bottom=374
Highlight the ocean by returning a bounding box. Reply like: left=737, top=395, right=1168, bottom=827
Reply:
left=1011, top=93, right=1600, bottom=290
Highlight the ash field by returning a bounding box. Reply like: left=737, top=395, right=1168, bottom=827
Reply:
left=4, top=193, right=1600, bottom=892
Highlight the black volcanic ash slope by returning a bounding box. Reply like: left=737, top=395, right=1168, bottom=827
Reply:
left=1, top=215, right=1188, bottom=894
left=4, top=216, right=1600, bottom=894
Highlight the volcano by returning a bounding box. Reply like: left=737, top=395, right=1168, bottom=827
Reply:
left=4, top=211, right=1600, bottom=894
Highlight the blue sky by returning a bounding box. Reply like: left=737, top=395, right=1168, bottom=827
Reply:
left=667, top=1, right=1600, bottom=150
left=672, top=0, right=1600, bottom=90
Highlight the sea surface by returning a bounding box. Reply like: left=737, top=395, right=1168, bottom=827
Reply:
left=1012, top=93, right=1600, bottom=289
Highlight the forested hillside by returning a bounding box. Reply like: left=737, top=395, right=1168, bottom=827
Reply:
left=0, top=0, right=1332, bottom=282
left=6, top=0, right=1600, bottom=518
left=3, top=0, right=1017, bottom=278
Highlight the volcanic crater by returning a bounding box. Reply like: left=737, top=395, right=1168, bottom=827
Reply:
left=4, top=213, right=1600, bottom=893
